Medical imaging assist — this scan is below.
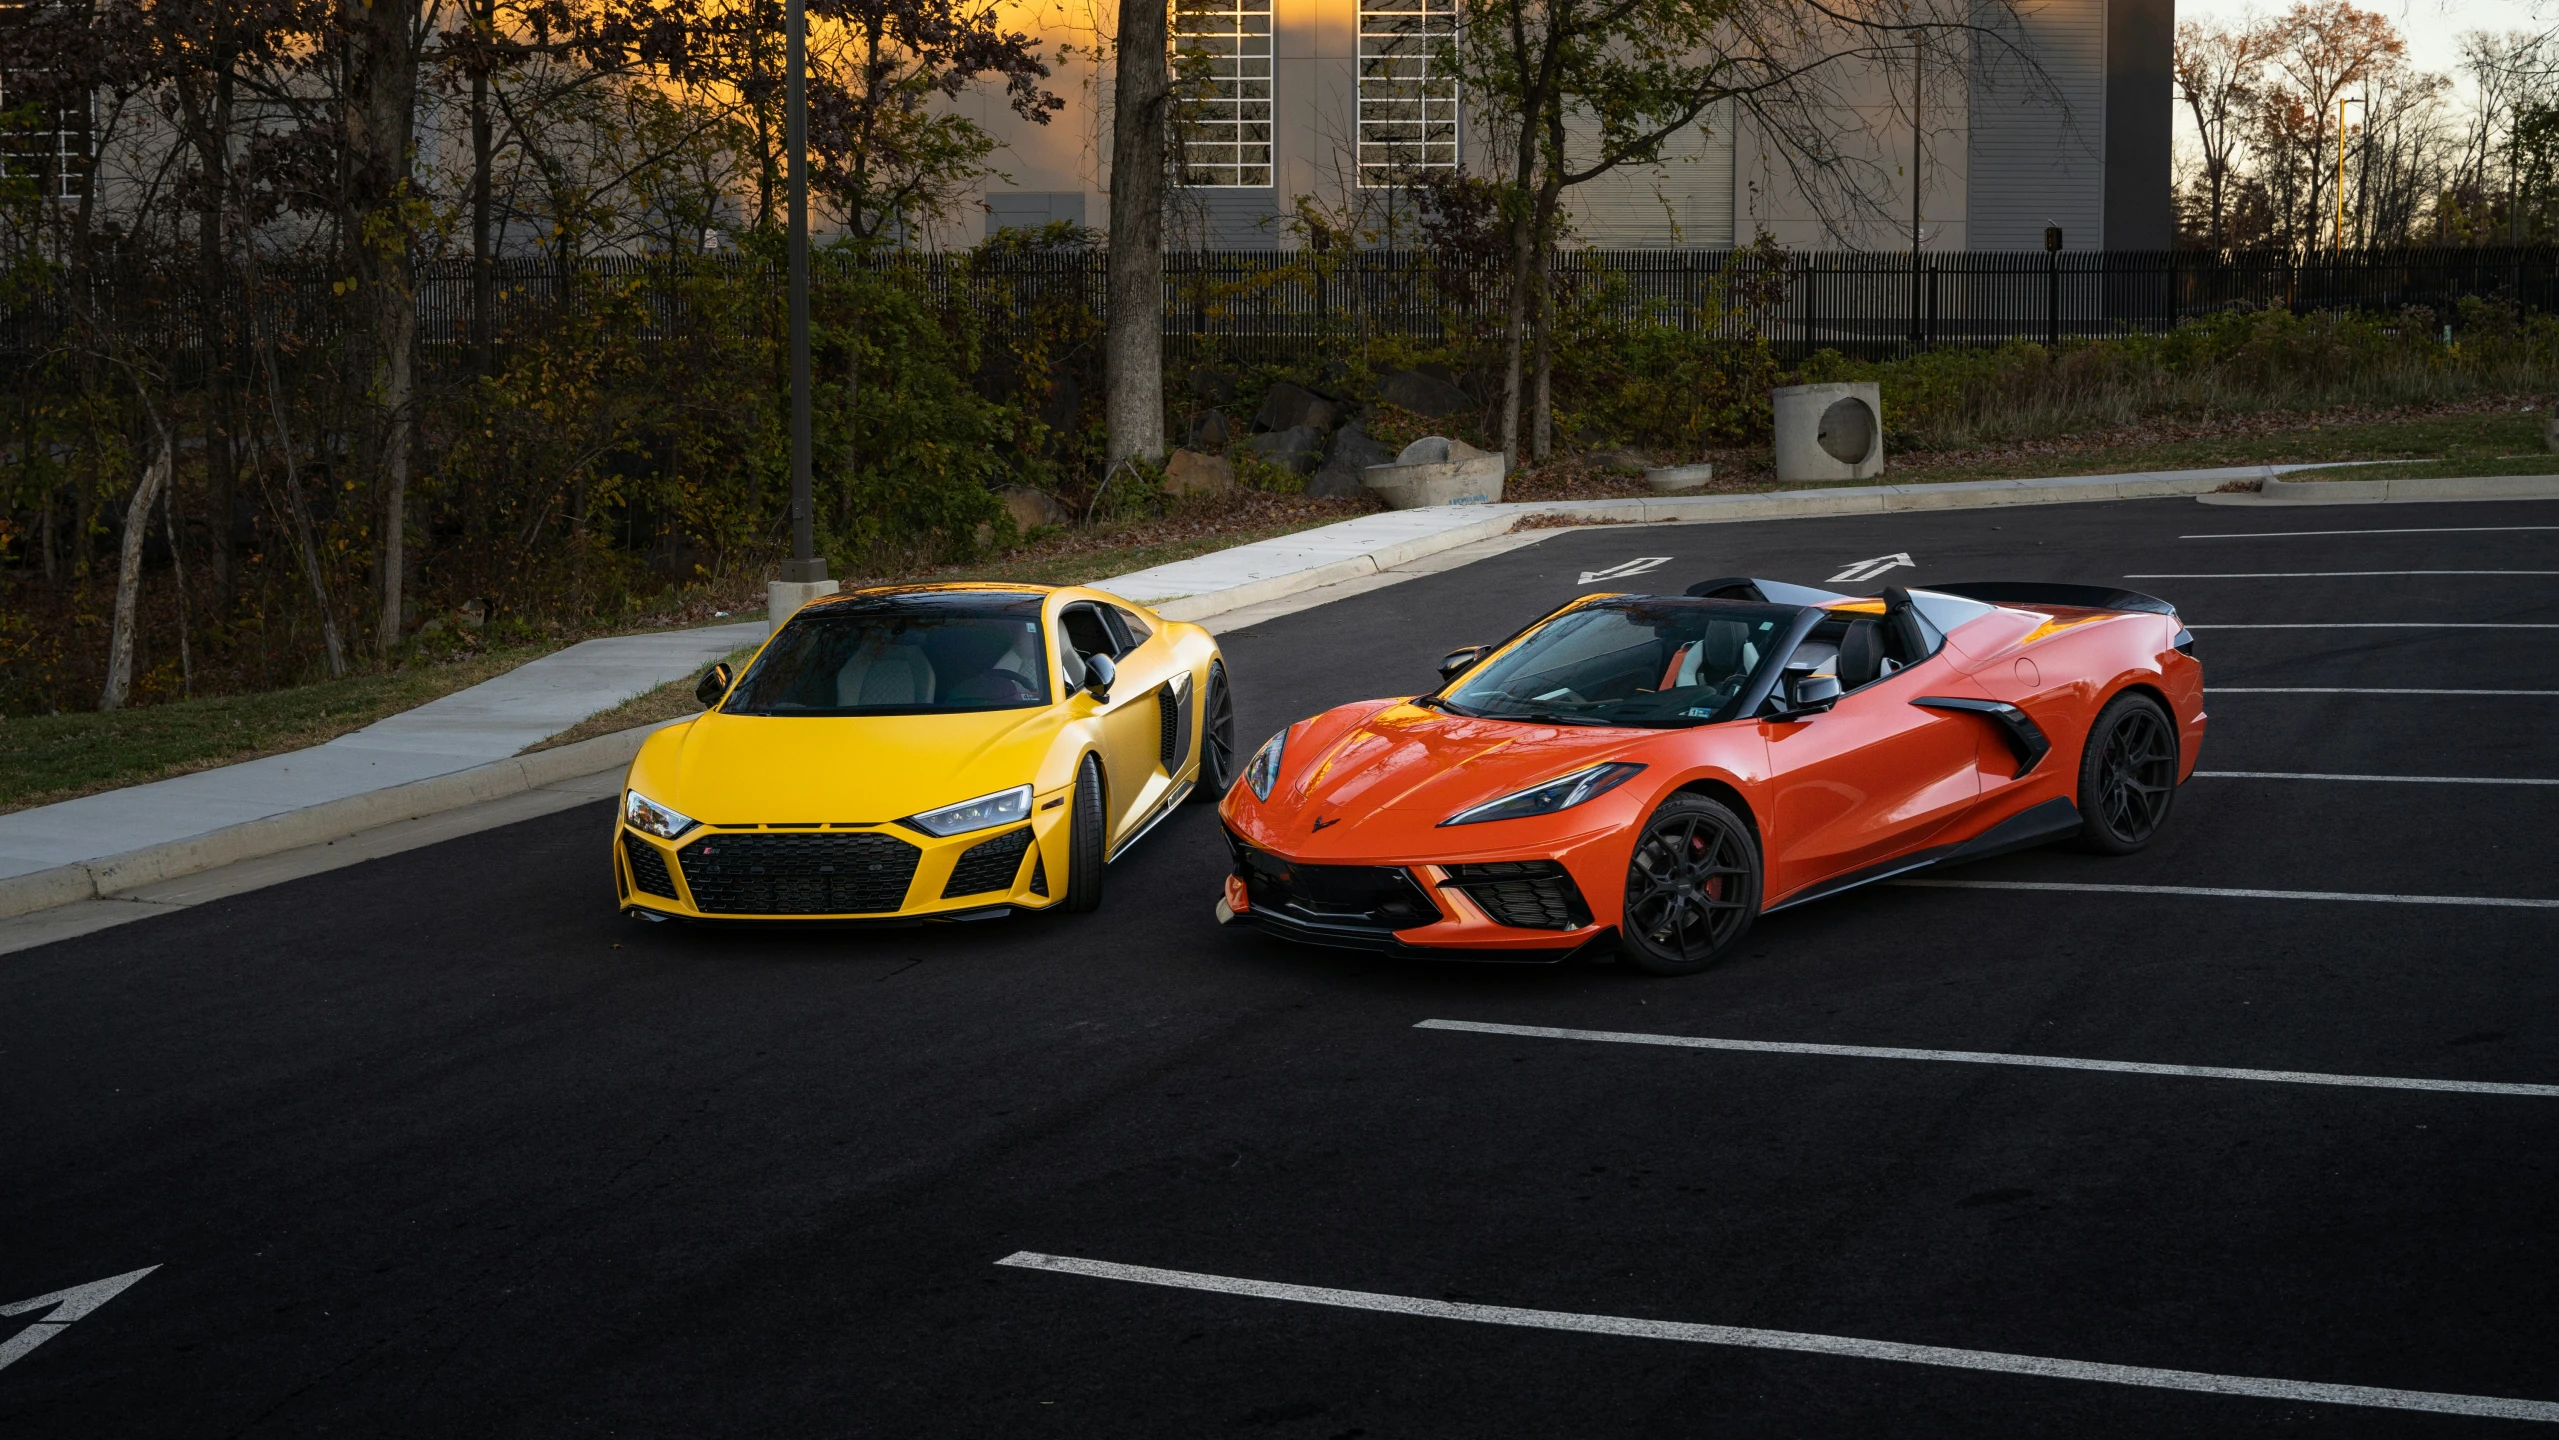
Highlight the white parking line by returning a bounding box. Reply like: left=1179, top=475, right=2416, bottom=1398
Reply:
left=2187, top=623, right=2559, bottom=630
left=1891, top=880, right=2559, bottom=908
left=2181, top=525, right=2559, bottom=540
left=994, top=1252, right=2559, bottom=1424
left=2197, top=769, right=2559, bottom=786
left=2207, top=687, right=2559, bottom=696
left=1414, top=1019, right=2559, bottom=1097
left=2130, top=571, right=2559, bottom=578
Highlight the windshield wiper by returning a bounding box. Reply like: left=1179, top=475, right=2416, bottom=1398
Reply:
left=1491, top=708, right=1614, bottom=727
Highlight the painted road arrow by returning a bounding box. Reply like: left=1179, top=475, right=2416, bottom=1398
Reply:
left=0, top=1267, right=157, bottom=1375
left=1827, top=552, right=1913, bottom=584
left=1578, top=556, right=1674, bottom=585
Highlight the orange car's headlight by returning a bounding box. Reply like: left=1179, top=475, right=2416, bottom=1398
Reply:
left=1439, top=762, right=1645, bottom=828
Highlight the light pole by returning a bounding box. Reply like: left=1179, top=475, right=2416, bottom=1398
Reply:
left=2335, top=95, right=2364, bottom=251
left=769, top=0, right=837, bottom=634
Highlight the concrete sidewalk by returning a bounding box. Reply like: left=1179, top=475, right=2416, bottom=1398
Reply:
left=0, top=622, right=763, bottom=903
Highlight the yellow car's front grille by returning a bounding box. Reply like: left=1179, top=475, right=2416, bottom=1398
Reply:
left=942, top=827, right=1035, bottom=898
left=623, top=834, right=680, bottom=899
left=677, top=830, right=921, bottom=914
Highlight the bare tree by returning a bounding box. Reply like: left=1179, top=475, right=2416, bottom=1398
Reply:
left=2255, top=0, right=2403, bottom=246
left=1452, top=0, right=2052, bottom=458
left=2176, top=16, right=2277, bottom=248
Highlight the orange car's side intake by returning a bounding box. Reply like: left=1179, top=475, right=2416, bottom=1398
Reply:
left=1218, top=590, right=2202, bottom=960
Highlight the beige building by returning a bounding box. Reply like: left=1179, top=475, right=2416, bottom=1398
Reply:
left=937, top=0, right=2170, bottom=254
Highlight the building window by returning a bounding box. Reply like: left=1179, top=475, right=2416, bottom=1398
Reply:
left=0, top=82, right=91, bottom=200
left=1172, top=0, right=1273, bottom=188
left=1358, top=0, right=1457, bottom=184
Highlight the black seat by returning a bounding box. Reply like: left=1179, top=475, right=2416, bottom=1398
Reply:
left=1836, top=620, right=1884, bottom=690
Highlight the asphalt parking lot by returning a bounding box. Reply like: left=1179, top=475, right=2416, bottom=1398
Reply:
left=6, top=496, right=2559, bottom=1437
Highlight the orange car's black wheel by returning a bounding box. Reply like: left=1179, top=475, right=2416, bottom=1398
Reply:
left=1062, top=753, right=1108, bottom=913
left=1620, top=794, right=1761, bottom=976
left=2075, top=692, right=2179, bottom=855
left=1190, top=661, right=1236, bottom=803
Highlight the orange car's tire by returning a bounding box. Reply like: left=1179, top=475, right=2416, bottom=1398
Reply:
left=1190, top=660, right=1236, bottom=803
left=1619, top=793, right=1761, bottom=977
left=2074, top=691, right=2179, bottom=855
left=1062, top=753, right=1108, bottom=913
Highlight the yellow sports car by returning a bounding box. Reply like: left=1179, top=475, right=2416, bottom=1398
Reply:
left=613, top=583, right=1235, bottom=923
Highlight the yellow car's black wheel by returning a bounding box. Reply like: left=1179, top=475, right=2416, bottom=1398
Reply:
left=1191, top=660, right=1236, bottom=802
left=1063, top=753, right=1107, bottom=913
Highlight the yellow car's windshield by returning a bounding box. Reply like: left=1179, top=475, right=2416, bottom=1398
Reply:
left=725, top=595, right=1051, bottom=716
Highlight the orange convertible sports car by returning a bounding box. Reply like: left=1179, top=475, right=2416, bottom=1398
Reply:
left=1216, top=578, right=2203, bottom=975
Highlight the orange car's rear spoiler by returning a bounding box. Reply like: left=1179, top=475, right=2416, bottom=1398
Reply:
left=1925, top=581, right=2177, bottom=616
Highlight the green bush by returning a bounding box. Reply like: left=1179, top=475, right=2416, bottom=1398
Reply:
left=1801, top=302, right=2559, bottom=449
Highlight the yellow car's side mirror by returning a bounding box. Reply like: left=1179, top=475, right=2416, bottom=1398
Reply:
left=696, top=662, right=734, bottom=709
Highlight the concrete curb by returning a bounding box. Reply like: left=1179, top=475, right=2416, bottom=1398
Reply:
left=1134, top=466, right=2287, bottom=624
left=1147, top=513, right=1521, bottom=622
left=2243, top=473, right=2559, bottom=504
left=0, top=719, right=675, bottom=921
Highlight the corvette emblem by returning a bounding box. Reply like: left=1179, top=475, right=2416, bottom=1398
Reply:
left=1311, top=816, right=1339, bottom=831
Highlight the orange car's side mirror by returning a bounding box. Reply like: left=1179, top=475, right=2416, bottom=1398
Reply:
left=1782, top=673, right=1841, bottom=715
left=1437, top=645, right=1491, bottom=686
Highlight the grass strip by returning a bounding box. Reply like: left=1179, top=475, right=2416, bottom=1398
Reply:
left=0, top=645, right=556, bottom=816
left=524, top=643, right=764, bottom=754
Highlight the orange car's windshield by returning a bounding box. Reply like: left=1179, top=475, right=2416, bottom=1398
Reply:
left=724, top=597, right=1050, bottom=716
left=1439, top=599, right=1792, bottom=728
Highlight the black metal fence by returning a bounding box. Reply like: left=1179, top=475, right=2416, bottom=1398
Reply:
left=15, top=245, right=2559, bottom=369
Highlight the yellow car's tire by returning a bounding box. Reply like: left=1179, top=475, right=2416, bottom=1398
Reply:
left=1191, top=660, right=1236, bottom=803
left=1063, top=753, right=1107, bottom=913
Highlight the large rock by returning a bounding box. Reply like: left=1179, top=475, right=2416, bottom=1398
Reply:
left=1186, top=368, right=1238, bottom=404
left=1308, top=422, right=1397, bottom=498
left=1162, top=449, right=1236, bottom=496
left=1253, top=381, right=1338, bottom=435
left=1246, top=424, right=1327, bottom=475
left=1375, top=368, right=1475, bottom=418
left=1186, top=410, right=1232, bottom=449
left=998, top=484, right=1073, bottom=532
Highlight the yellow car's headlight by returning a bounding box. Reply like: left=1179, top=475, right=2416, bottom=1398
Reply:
left=625, top=788, right=697, bottom=841
left=905, top=784, right=1033, bottom=838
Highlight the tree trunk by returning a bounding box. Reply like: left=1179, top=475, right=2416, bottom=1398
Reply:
left=1497, top=199, right=1536, bottom=459
left=1530, top=265, right=1552, bottom=461
left=1528, top=181, right=1561, bottom=461
left=100, top=438, right=174, bottom=712
left=344, top=0, right=421, bottom=653
left=1104, top=0, right=1169, bottom=469
left=471, top=0, right=495, bottom=375
left=197, top=67, right=237, bottom=594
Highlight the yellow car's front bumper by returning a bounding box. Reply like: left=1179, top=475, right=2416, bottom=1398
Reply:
left=614, top=790, right=1070, bottom=921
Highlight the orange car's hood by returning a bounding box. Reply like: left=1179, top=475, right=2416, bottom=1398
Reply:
left=645, top=706, right=1058, bottom=825
left=1274, top=700, right=1650, bottom=828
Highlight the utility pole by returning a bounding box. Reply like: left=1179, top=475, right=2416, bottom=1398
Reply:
left=769, top=0, right=837, bottom=634
left=1910, top=29, right=1924, bottom=349
left=2334, top=97, right=2364, bottom=251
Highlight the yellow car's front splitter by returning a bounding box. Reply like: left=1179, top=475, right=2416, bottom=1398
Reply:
left=614, top=791, right=1072, bottom=923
